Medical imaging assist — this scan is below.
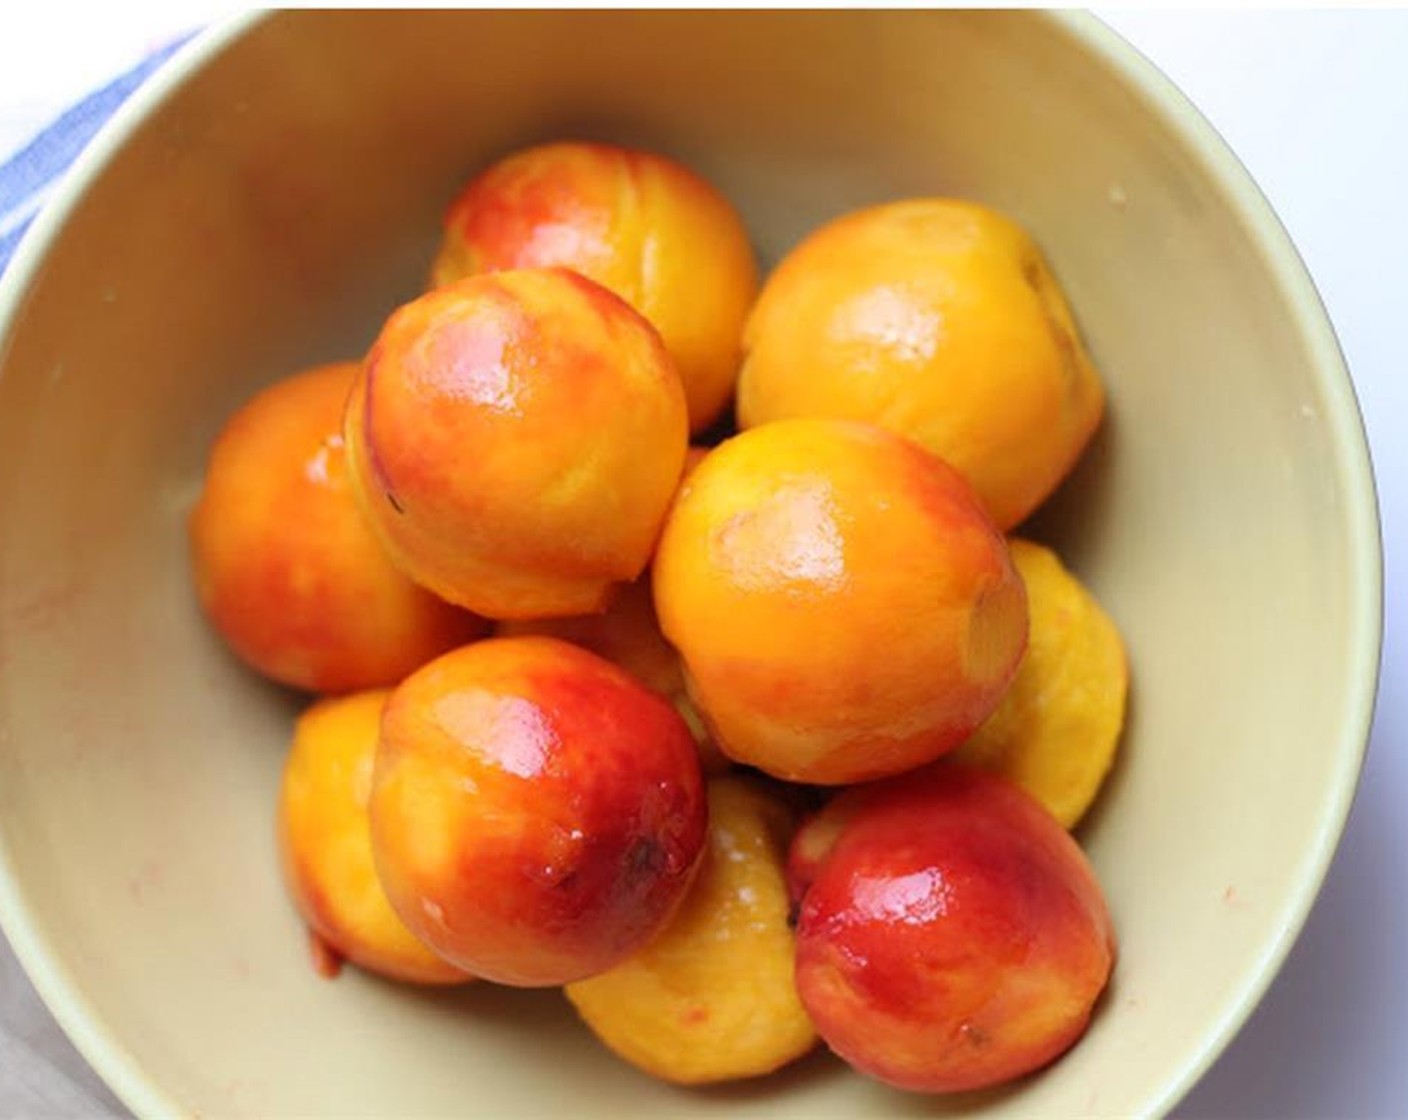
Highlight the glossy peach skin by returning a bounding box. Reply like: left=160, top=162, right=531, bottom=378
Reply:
left=431, top=141, right=759, bottom=432
left=652, top=418, right=1028, bottom=784
left=737, top=199, right=1105, bottom=529
left=345, top=269, right=688, bottom=619
left=369, top=636, right=707, bottom=986
left=497, top=578, right=730, bottom=774
left=189, top=362, right=485, bottom=692
left=792, top=766, right=1116, bottom=1094
left=278, top=690, right=471, bottom=985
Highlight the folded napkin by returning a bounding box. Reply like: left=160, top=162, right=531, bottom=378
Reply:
left=0, top=34, right=192, bottom=274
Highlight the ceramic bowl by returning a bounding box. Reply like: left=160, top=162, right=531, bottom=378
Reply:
left=0, top=11, right=1380, bottom=1117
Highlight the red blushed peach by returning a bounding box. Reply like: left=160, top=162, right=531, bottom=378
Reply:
left=431, top=141, right=758, bottom=433
left=345, top=269, right=688, bottom=620
left=369, top=636, right=707, bottom=986
left=792, top=766, right=1115, bottom=1093
left=189, top=362, right=485, bottom=693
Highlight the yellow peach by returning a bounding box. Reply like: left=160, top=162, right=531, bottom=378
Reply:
left=565, top=776, right=817, bottom=1084
left=278, top=690, right=471, bottom=985
left=950, top=538, right=1129, bottom=828
left=737, top=199, right=1104, bottom=529
left=653, top=418, right=1027, bottom=784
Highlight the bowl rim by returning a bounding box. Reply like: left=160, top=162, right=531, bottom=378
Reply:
left=0, top=10, right=1382, bottom=1119
left=1060, top=13, right=1383, bottom=1117
left=0, top=17, right=268, bottom=1118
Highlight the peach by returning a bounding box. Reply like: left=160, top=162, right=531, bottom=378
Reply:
left=652, top=418, right=1028, bottom=784
left=369, top=636, right=707, bottom=986
left=951, top=538, right=1129, bottom=827
left=189, top=362, right=485, bottom=693
left=737, top=199, right=1105, bottom=529
left=785, top=796, right=855, bottom=909
left=496, top=579, right=729, bottom=774
left=278, top=689, right=470, bottom=985
left=345, top=269, right=688, bottom=619
left=792, top=766, right=1116, bottom=1093
left=564, top=776, right=817, bottom=1084
left=431, top=141, right=758, bottom=432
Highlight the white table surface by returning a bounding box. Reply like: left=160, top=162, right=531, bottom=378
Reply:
left=1, top=9, right=1404, bottom=1118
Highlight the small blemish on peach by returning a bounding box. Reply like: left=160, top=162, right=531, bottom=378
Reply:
left=626, top=836, right=665, bottom=880
left=959, top=1021, right=989, bottom=1048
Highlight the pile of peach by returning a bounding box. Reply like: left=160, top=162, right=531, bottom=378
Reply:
left=190, top=141, right=1128, bottom=1095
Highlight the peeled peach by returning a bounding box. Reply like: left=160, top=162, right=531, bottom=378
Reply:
left=278, top=689, right=470, bottom=985
left=345, top=269, right=688, bottom=619
left=793, top=766, right=1115, bottom=1093
left=369, top=636, right=707, bottom=986
left=189, top=362, right=485, bottom=692
left=737, top=199, right=1105, bottom=529
left=565, top=776, right=816, bottom=1084
left=497, top=579, right=729, bottom=774
left=652, top=418, right=1028, bottom=784
left=951, top=538, right=1129, bottom=827
left=431, top=141, right=758, bottom=432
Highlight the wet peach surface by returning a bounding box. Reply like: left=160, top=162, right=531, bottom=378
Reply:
left=737, top=199, right=1104, bottom=529
left=189, top=362, right=485, bottom=692
left=345, top=269, right=688, bottom=619
left=792, top=766, right=1115, bottom=1093
left=369, top=636, right=707, bottom=986
left=652, top=418, right=1028, bottom=784
left=432, top=141, right=758, bottom=432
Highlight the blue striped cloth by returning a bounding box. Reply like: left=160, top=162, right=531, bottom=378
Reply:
left=0, top=35, right=193, bottom=274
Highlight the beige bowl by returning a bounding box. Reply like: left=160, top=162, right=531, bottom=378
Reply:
left=0, top=10, right=1380, bottom=1118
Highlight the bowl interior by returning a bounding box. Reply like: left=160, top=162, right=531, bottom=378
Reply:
left=0, top=11, right=1376, bottom=1118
